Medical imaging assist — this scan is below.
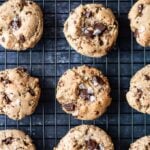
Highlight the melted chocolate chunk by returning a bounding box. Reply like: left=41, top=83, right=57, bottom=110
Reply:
left=0, top=77, right=4, bottom=82
left=10, top=16, right=21, bottom=30
left=82, top=27, right=94, bottom=38
left=26, top=11, right=32, bottom=15
left=4, top=94, right=11, bottom=104
left=2, top=137, right=13, bottom=145
left=144, top=75, right=150, bottom=80
left=86, top=139, right=101, bottom=150
left=19, top=34, right=25, bottom=43
left=79, top=88, right=95, bottom=101
left=79, top=84, right=95, bottom=101
left=23, top=141, right=29, bottom=146
left=63, top=103, right=75, bottom=111
left=79, top=89, right=90, bottom=100
left=136, top=89, right=143, bottom=101
left=92, top=76, right=105, bottom=86
left=27, top=88, right=35, bottom=96
left=138, top=4, right=144, bottom=15
left=93, top=23, right=107, bottom=36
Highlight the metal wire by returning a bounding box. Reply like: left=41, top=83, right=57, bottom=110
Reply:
left=54, top=0, right=58, bottom=145
left=131, top=0, right=134, bottom=143
left=117, top=0, right=121, bottom=148
left=42, top=0, right=45, bottom=149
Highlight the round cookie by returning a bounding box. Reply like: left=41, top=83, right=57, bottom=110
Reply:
left=0, top=0, right=43, bottom=51
left=126, top=65, right=150, bottom=114
left=56, top=65, right=111, bottom=120
left=64, top=4, right=118, bottom=57
left=129, top=136, right=150, bottom=150
left=54, top=125, right=114, bottom=150
left=128, top=0, right=150, bottom=47
left=0, top=67, right=41, bottom=120
left=0, top=129, right=35, bottom=150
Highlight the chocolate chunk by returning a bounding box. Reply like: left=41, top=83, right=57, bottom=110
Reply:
left=0, top=77, right=4, bottom=82
left=3, top=94, right=11, bottom=104
left=93, top=23, right=107, bottom=36
left=63, top=103, right=75, bottom=111
left=26, top=11, right=32, bottom=15
left=85, top=11, right=92, bottom=18
left=10, top=16, right=21, bottom=30
left=79, top=89, right=90, bottom=100
left=23, top=141, right=29, bottom=146
left=92, top=76, right=105, bottom=86
left=86, top=139, right=100, bottom=150
left=82, top=27, right=94, bottom=38
left=79, top=84, right=95, bottom=101
left=136, top=89, right=143, bottom=101
left=144, top=75, right=150, bottom=80
left=29, top=1, right=33, bottom=5
left=19, top=34, right=25, bottom=43
left=27, top=87, right=35, bottom=96
left=2, top=137, right=13, bottom=145
left=138, top=4, right=144, bottom=15
left=22, top=0, right=28, bottom=6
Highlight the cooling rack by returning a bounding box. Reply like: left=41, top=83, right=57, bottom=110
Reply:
left=0, top=0, right=149, bottom=149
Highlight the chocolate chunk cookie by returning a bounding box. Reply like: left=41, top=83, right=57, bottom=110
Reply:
left=0, top=129, right=35, bottom=149
left=0, top=67, right=41, bottom=120
left=129, top=136, right=150, bottom=150
left=126, top=65, right=150, bottom=114
left=56, top=65, right=111, bottom=120
left=64, top=4, right=118, bottom=57
left=0, top=0, right=43, bottom=51
left=128, top=0, right=150, bottom=47
left=54, top=125, right=114, bottom=150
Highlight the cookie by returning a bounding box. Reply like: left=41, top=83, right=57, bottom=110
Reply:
left=64, top=4, right=118, bottom=57
left=56, top=65, right=111, bottom=120
left=0, top=67, right=41, bottom=120
left=0, top=129, right=35, bottom=150
left=128, top=0, right=150, bottom=47
left=126, top=65, right=150, bottom=114
left=129, top=136, right=150, bottom=150
left=54, top=125, right=114, bottom=150
left=0, top=0, right=43, bottom=51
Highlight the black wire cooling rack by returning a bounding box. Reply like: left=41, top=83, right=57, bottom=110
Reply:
left=0, top=0, right=149, bottom=149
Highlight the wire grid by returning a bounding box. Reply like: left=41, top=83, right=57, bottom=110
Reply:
left=0, top=0, right=149, bottom=150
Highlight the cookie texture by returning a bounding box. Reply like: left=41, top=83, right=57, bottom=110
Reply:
left=0, top=129, right=35, bottom=150
left=64, top=4, right=118, bottom=57
left=126, top=65, right=150, bottom=114
left=0, top=0, right=43, bottom=51
left=0, top=67, right=41, bottom=120
left=128, top=0, right=150, bottom=47
left=56, top=65, right=111, bottom=120
left=129, top=136, right=150, bottom=150
left=54, top=125, right=114, bottom=150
